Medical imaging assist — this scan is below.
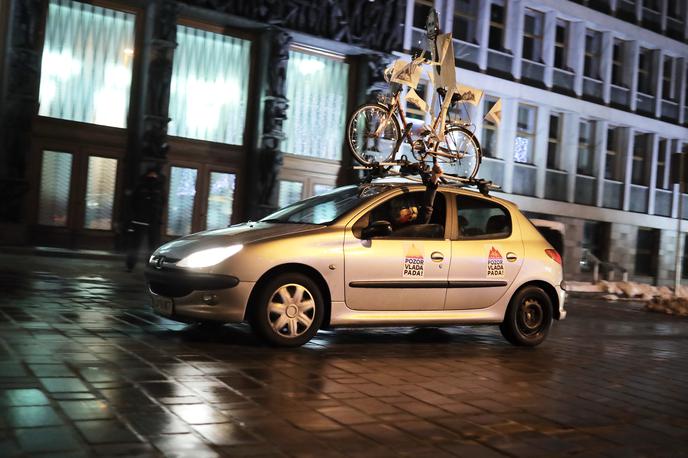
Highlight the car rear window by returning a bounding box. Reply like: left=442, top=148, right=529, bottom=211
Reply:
left=457, top=195, right=511, bottom=239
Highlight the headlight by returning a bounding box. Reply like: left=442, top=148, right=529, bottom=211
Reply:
left=176, top=245, right=243, bottom=268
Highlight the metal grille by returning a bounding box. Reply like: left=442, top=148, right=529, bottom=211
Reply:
left=168, top=26, right=251, bottom=145
left=283, top=50, right=349, bottom=160
left=167, top=167, right=197, bottom=236
left=84, top=156, right=118, bottom=230
left=38, top=0, right=135, bottom=128
left=278, top=180, right=303, bottom=208
left=38, top=151, right=72, bottom=226
left=206, top=172, right=236, bottom=230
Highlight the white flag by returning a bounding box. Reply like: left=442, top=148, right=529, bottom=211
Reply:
left=405, top=88, right=428, bottom=113
left=484, top=98, right=502, bottom=125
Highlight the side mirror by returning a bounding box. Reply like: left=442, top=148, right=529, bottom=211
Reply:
left=361, top=220, right=392, bottom=239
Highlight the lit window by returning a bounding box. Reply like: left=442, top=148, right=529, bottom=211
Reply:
left=206, top=172, right=236, bottom=230
left=38, top=151, right=73, bottom=227
left=278, top=181, right=304, bottom=208
left=283, top=49, right=349, bottom=160
left=577, top=120, right=595, bottom=176
left=514, top=104, right=536, bottom=164
left=167, top=167, right=197, bottom=236
left=38, top=0, right=135, bottom=128
left=84, top=157, right=118, bottom=230
left=168, top=26, right=251, bottom=145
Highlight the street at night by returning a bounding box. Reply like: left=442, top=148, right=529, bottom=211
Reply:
left=0, top=254, right=686, bottom=457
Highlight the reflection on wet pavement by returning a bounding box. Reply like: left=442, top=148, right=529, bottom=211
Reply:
left=0, top=254, right=687, bottom=457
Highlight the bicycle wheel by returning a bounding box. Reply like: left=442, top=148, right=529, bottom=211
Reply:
left=347, top=103, right=401, bottom=166
left=434, top=125, right=482, bottom=179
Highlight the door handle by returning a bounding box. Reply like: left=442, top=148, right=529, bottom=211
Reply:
left=506, top=252, right=518, bottom=262
left=430, top=251, right=444, bottom=262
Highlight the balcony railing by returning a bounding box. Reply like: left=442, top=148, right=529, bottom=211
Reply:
left=552, top=68, right=574, bottom=93
left=630, top=184, right=648, bottom=213
left=636, top=91, right=655, bottom=115
left=610, top=84, right=630, bottom=107
left=453, top=39, right=480, bottom=68
left=661, top=100, right=680, bottom=122
left=521, top=59, right=545, bottom=84
left=512, top=163, right=536, bottom=196
left=654, top=189, right=672, bottom=217
left=582, top=77, right=603, bottom=100
left=478, top=157, right=504, bottom=186
left=603, top=180, right=622, bottom=209
left=575, top=175, right=596, bottom=205
left=545, top=169, right=567, bottom=201
left=487, top=49, right=512, bottom=75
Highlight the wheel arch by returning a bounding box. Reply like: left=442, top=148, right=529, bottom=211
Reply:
left=512, top=280, right=560, bottom=320
left=244, top=263, right=332, bottom=326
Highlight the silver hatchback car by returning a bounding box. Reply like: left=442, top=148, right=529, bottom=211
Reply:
left=146, top=182, right=566, bottom=347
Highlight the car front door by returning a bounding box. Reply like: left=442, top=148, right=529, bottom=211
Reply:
left=344, top=190, right=450, bottom=311
left=445, top=193, right=524, bottom=310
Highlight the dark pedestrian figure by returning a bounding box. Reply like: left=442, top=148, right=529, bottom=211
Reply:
left=125, top=169, right=164, bottom=271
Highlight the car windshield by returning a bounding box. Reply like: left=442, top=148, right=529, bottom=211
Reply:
left=260, top=185, right=387, bottom=225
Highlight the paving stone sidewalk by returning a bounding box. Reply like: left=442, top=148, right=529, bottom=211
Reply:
left=0, top=253, right=687, bottom=457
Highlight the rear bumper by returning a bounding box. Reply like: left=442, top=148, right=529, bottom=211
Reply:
left=556, top=283, right=567, bottom=320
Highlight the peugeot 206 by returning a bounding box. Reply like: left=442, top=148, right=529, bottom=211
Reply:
left=146, top=182, right=566, bottom=347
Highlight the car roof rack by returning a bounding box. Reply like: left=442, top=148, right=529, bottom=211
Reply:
left=355, top=162, right=501, bottom=196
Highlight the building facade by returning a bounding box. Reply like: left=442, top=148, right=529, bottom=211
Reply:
left=0, top=0, right=687, bottom=284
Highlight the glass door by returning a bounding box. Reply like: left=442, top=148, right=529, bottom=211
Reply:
left=165, top=163, right=238, bottom=237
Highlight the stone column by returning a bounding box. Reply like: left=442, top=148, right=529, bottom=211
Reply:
left=475, top=0, right=491, bottom=71
left=498, top=97, right=518, bottom=193
left=569, top=21, right=586, bottom=97
left=534, top=105, right=550, bottom=198
left=506, top=0, right=524, bottom=80
left=594, top=120, right=609, bottom=207
left=0, top=0, right=43, bottom=223
left=622, top=127, right=635, bottom=212
left=600, top=31, right=613, bottom=104
left=561, top=112, right=580, bottom=203
left=253, top=28, right=293, bottom=218
left=120, top=0, right=178, bottom=238
left=647, top=133, right=660, bottom=214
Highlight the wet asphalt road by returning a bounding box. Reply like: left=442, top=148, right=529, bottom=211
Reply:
left=0, top=253, right=686, bottom=457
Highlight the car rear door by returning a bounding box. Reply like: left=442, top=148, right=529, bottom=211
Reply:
left=445, top=193, right=524, bottom=310
left=343, top=190, right=450, bottom=311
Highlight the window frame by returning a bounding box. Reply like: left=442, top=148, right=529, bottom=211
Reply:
left=455, top=193, right=512, bottom=241
left=577, top=119, right=596, bottom=176
left=631, top=132, right=650, bottom=186
left=547, top=112, right=562, bottom=170
left=553, top=19, right=569, bottom=70
left=637, top=47, right=655, bottom=96
left=488, top=0, right=506, bottom=51
left=583, top=29, right=603, bottom=80
left=352, top=190, right=448, bottom=240
left=481, top=95, right=500, bottom=159
left=514, top=103, right=537, bottom=164
left=522, top=8, right=545, bottom=63
left=37, top=0, right=141, bottom=129
left=453, top=0, right=478, bottom=43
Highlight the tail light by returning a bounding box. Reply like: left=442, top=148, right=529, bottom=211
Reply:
left=545, top=249, right=562, bottom=265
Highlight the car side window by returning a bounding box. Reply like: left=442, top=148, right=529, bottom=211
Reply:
left=353, top=191, right=446, bottom=239
left=457, top=195, right=511, bottom=239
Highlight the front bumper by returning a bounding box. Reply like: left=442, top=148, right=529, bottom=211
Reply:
left=145, top=267, right=254, bottom=323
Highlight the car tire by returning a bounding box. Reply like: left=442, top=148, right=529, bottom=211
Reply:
left=499, top=286, right=552, bottom=347
left=249, top=273, right=324, bottom=347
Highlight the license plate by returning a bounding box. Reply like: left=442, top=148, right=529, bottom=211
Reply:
left=152, top=296, right=174, bottom=317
